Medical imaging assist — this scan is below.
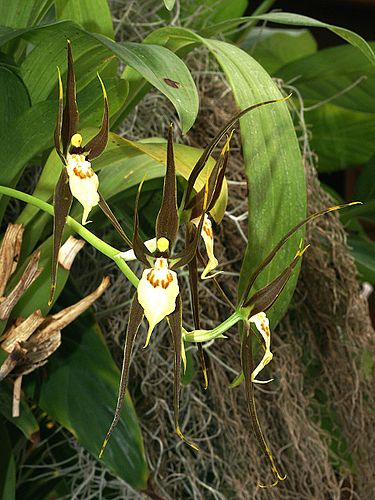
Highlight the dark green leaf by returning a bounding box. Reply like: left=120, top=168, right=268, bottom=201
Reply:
left=0, top=65, right=30, bottom=131
left=38, top=302, right=148, bottom=490
left=241, top=27, right=317, bottom=75
left=348, top=235, right=375, bottom=285
left=0, top=380, right=39, bottom=440
left=0, top=422, right=16, bottom=500
left=55, top=0, right=114, bottom=39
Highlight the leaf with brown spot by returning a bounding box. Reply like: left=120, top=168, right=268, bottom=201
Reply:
left=163, top=77, right=180, bottom=88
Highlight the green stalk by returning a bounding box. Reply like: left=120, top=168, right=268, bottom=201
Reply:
left=184, top=310, right=244, bottom=343
left=0, top=186, right=139, bottom=287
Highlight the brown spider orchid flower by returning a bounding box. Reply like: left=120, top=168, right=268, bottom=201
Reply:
left=50, top=41, right=115, bottom=305
left=99, top=124, right=206, bottom=459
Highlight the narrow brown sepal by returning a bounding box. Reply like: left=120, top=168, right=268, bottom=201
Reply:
left=241, top=321, right=286, bottom=488
left=244, top=247, right=308, bottom=313
left=240, top=202, right=360, bottom=306
left=99, top=293, right=144, bottom=459
left=156, top=123, right=179, bottom=247
left=168, top=296, right=199, bottom=450
left=132, top=181, right=155, bottom=266
left=49, top=169, right=73, bottom=306
left=185, top=97, right=290, bottom=205
left=84, top=74, right=109, bottom=160
left=61, top=41, right=79, bottom=155
left=98, top=192, right=132, bottom=247
left=187, top=227, right=208, bottom=389
left=170, top=214, right=205, bottom=270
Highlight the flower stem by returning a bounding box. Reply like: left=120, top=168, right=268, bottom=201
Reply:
left=0, top=186, right=139, bottom=287
left=184, top=310, right=244, bottom=343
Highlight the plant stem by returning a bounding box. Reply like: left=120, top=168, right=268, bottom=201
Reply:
left=184, top=310, right=244, bottom=343
left=0, top=186, right=139, bottom=287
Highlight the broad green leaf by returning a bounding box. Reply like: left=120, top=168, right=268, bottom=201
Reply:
left=0, top=381, right=39, bottom=441
left=0, top=0, right=52, bottom=28
left=308, top=104, right=375, bottom=171
left=201, top=12, right=375, bottom=64
left=0, top=65, right=30, bottom=131
left=38, top=301, right=148, bottom=490
left=181, top=0, right=247, bottom=29
left=0, top=422, right=16, bottom=500
left=348, top=235, right=375, bottom=285
left=277, top=42, right=375, bottom=113
left=240, top=27, right=317, bottom=74
left=0, top=21, right=199, bottom=133
left=55, top=0, right=114, bottom=39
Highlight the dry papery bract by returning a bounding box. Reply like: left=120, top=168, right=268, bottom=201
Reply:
left=0, top=231, right=109, bottom=417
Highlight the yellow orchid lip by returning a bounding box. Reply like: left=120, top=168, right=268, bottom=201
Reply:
left=191, top=214, right=219, bottom=279
left=249, top=312, right=273, bottom=384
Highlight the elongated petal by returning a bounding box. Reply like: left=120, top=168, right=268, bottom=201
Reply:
left=84, top=74, right=109, bottom=160
left=156, top=123, right=179, bottom=247
left=187, top=226, right=208, bottom=389
left=117, top=238, right=157, bottom=261
left=98, top=193, right=132, bottom=247
left=132, top=180, right=155, bottom=266
left=192, top=214, right=218, bottom=279
left=244, top=244, right=309, bottom=313
left=61, top=41, right=79, bottom=155
left=240, top=202, right=361, bottom=306
left=99, top=293, right=144, bottom=459
left=184, top=96, right=290, bottom=205
left=249, top=312, right=273, bottom=383
left=137, top=258, right=179, bottom=346
left=66, top=154, right=99, bottom=225
left=49, top=169, right=73, bottom=305
left=241, top=320, right=286, bottom=487
left=168, top=296, right=199, bottom=450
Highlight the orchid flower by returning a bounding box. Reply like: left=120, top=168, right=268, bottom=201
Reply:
left=50, top=41, right=110, bottom=304
left=100, top=125, right=207, bottom=458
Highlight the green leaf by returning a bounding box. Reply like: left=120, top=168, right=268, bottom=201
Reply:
left=240, top=27, right=317, bottom=74
left=202, top=12, right=375, bottom=64
left=0, top=65, right=30, bottom=131
left=0, top=422, right=16, bottom=500
left=181, top=0, right=247, bottom=29
left=308, top=104, right=375, bottom=171
left=55, top=0, right=114, bottom=39
left=0, top=0, right=52, bottom=28
left=203, top=39, right=306, bottom=322
left=355, top=153, right=375, bottom=215
left=0, top=380, right=39, bottom=440
left=277, top=42, right=375, bottom=113
left=163, top=0, right=175, bottom=11
left=37, top=299, right=148, bottom=490
left=347, top=235, right=375, bottom=284
left=0, top=21, right=199, bottom=133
